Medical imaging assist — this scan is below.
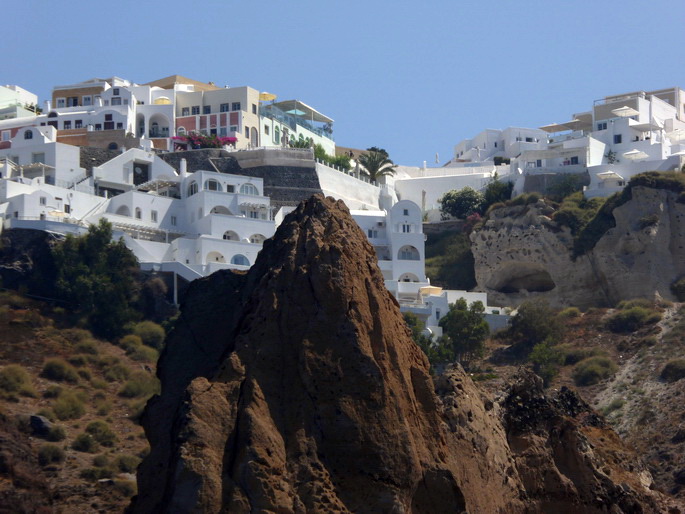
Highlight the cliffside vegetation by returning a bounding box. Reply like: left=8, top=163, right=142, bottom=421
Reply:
left=424, top=228, right=476, bottom=289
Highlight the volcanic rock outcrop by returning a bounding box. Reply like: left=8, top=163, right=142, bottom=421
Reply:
left=471, top=186, right=685, bottom=308
left=132, top=195, right=668, bottom=513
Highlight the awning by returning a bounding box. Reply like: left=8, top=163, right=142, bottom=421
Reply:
left=259, top=92, right=277, bottom=102
left=631, top=117, right=663, bottom=131
left=420, top=286, right=443, bottom=296
left=597, top=171, right=624, bottom=181
left=623, top=149, right=649, bottom=160
left=611, top=106, right=640, bottom=117
left=270, top=99, right=333, bottom=123
left=539, top=119, right=586, bottom=133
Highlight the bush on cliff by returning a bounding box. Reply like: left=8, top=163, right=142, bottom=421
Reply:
left=573, top=356, right=617, bottom=386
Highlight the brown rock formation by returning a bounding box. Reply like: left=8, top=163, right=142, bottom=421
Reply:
left=132, top=195, right=669, bottom=513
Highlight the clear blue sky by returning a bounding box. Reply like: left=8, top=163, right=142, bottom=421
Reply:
left=4, top=0, right=685, bottom=166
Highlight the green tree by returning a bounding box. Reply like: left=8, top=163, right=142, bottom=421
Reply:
left=483, top=173, right=514, bottom=211
left=404, top=313, right=455, bottom=369
left=529, top=341, right=565, bottom=385
left=507, top=299, right=561, bottom=356
left=358, top=147, right=397, bottom=182
left=52, top=219, right=139, bottom=339
left=289, top=135, right=313, bottom=148
left=438, top=187, right=484, bottom=220
left=439, top=298, right=489, bottom=367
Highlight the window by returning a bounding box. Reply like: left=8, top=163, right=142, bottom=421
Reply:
left=187, top=181, right=198, bottom=197
left=181, top=107, right=190, bottom=116
left=231, top=254, right=249, bottom=266
left=95, top=124, right=102, bottom=131
left=103, top=100, right=109, bottom=106
left=1, top=131, right=10, bottom=141
left=536, top=159, right=542, bottom=167
left=245, top=127, right=249, bottom=138
left=226, top=185, right=235, bottom=193
left=435, top=309, right=441, bottom=320
left=219, top=127, right=227, bottom=136
left=205, top=179, right=222, bottom=191
left=230, top=125, right=238, bottom=132
left=116, top=122, right=123, bottom=129
left=398, top=245, right=420, bottom=260
left=264, top=125, right=270, bottom=135
left=220, top=103, right=229, bottom=112
left=367, top=229, right=378, bottom=238
left=403, top=209, right=409, bottom=216
left=223, top=231, right=239, bottom=241
left=39, top=197, right=46, bottom=206
left=64, top=205, right=71, bottom=214
left=232, top=102, right=241, bottom=111
left=570, top=156, right=579, bottom=165
left=402, top=224, right=411, bottom=233
left=111, top=97, right=122, bottom=106
left=203, top=106, right=211, bottom=114
left=63, top=120, right=71, bottom=129
left=240, top=183, right=258, bottom=195
left=75, top=120, right=82, bottom=129
left=494, top=142, right=497, bottom=148
left=105, top=114, right=113, bottom=121
left=67, top=97, right=78, bottom=107
left=24, top=130, right=33, bottom=140
left=135, top=207, right=141, bottom=219
left=32, top=153, right=45, bottom=163
left=56, top=98, right=65, bottom=108
left=191, top=106, right=200, bottom=115
left=82, top=96, right=92, bottom=106
left=250, top=234, right=266, bottom=244
left=252, top=104, right=257, bottom=114
left=614, top=134, right=622, bottom=144
left=171, top=215, right=177, bottom=226
left=112, top=88, right=120, bottom=96
left=151, top=210, right=157, bottom=222
left=597, top=122, right=607, bottom=130
left=525, top=137, right=533, bottom=142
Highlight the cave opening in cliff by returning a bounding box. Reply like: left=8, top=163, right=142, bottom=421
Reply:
left=486, top=262, right=556, bottom=294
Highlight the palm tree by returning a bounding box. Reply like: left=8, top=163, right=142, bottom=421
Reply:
left=358, top=147, right=397, bottom=182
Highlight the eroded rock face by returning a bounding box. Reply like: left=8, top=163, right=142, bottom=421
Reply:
left=132, top=195, right=668, bottom=513
left=472, top=187, right=685, bottom=308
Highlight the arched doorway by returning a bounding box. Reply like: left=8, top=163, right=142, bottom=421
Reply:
left=207, top=251, right=226, bottom=263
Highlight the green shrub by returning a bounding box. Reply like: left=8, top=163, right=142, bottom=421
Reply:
left=113, top=479, right=137, bottom=497
left=75, top=339, right=99, bottom=355
left=62, top=328, right=93, bottom=344
left=94, top=398, right=113, bottom=416
left=601, top=398, right=625, bottom=415
left=43, top=385, right=62, bottom=399
left=529, top=342, right=565, bottom=385
left=119, top=334, right=143, bottom=353
left=130, top=345, right=159, bottom=363
left=72, top=433, right=98, bottom=453
left=0, top=364, right=36, bottom=397
left=561, top=346, right=607, bottom=366
left=573, top=356, right=618, bottom=386
left=660, top=359, right=685, bottom=383
left=606, top=306, right=661, bottom=333
left=92, top=454, right=110, bottom=468
left=671, top=277, right=685, bottom=301
left=507, top=299, right=561, bottom=355
left=67, top=355, right=88, bottom=367
left=36, top=408, right=55, bottom=422
left=52, top=390, right=86, bottom=420
left=115, top=454, right=141, bottom=473
left=38, top=444, right=65, bottom=466
left=616, top=298, right=653, bottom=310
left=91, top=378, right=108, bottom=390
left=85, top=420, right=117, bottom=447
left=46, top=425, right=67, bottom=442
left=80, top=466, right=114, bottom=480
left=132, top=321, right=166, bottom=350
left=41, top=359, right=79, bottom=383
left=119, top=372, right=159, bottom=398
left=77, top=368, right=92, bottom=381
left=104, top=363, right=131, bottom=382
left=558, top=307, right=581, bottom=319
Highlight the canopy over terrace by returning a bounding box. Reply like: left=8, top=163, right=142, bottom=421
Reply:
left=270, top=100, right=334, bottom=124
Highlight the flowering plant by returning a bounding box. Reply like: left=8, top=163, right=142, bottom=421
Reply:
left=171, top=133, right=237, bottom=149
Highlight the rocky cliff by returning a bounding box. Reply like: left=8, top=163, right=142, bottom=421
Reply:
left=471, top=186, right=685, bottom=308
left=132, top=195, right=670, bottom=512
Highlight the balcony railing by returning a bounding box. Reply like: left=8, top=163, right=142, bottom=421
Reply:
left=149, top=128, right=169, bottom=138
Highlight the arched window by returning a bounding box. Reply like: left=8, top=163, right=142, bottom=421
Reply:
left=274, top=126, right=280, bottom=144
left=135, top=207, right=142, bottom=220
left=115, top=205, right=131, bottom=217
left=108, top=142, right=118, bottom=150
left=207, top=251, right=225, bottom=263
left=204, top=179, right=222, bottom=192
left=398, top=245, right=420, bottom=261
left=210, top=206, right=231, bottom=215
left=249, top=234, right=266, bottom=244
left=223, top=230, right=239, bottom=241
left=177, top=127, right=186, bottom=135
left=24, top=130, right=33, bottom=140
left=187, top=181, right=198, bottom=197
left=239, top=183, right=258, bottom=196
left=399, top=273, right=420, bottom=282
left=231, top=254, right=250, bottom=266
left=47, top=112, right=58, bottom=118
